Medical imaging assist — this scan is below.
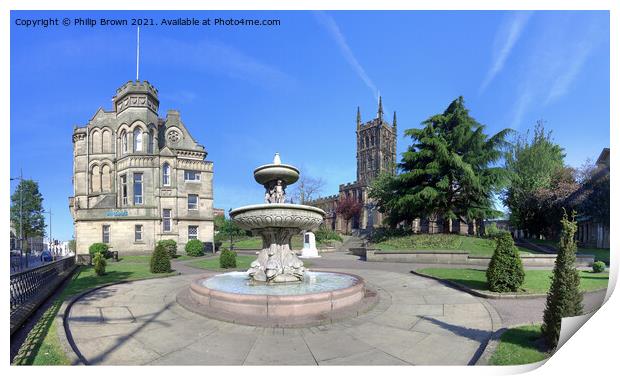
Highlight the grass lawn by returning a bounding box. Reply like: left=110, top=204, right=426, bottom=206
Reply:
left=490, top=324, right=549, bottom=365
left=187, top=254, right=313, bottom=271
left=418, top=268, right=609, bottom=294
left=12, top=257, right=177, bottom=365
left=373, top=234, right=535, bottom=257
left=529, top=239, right=610, bottom=265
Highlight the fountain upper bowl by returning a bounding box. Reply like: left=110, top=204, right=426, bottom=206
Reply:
left=253, top=163, right=299, bottom=185
left=230, top=203, right=325, bottom=231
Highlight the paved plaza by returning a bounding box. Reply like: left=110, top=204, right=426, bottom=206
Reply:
left=62, top=251, right=606, bottom=365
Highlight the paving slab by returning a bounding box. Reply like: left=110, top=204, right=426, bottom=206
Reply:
left=65, top=268, right=498, bottom=365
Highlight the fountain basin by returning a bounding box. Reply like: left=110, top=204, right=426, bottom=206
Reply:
left=186, top=271, right=370, bottom=326
left=230, top=203, right=325, bottom=231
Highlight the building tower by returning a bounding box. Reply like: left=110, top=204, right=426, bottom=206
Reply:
left=356, top=96, right=397, bottom=185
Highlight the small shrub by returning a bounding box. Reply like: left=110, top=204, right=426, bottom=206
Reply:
left=89, top=243, right=109, bottom=258
left=185, top=239, right=204, bottom=257
left=592, top=261, right=606, bottom=273
left=157, top=239, right=177, bottom=258
left=93, top=252, right=106, bottom=276
left=219, top=249, right=237, bottom=268
left=484, top=223, right=509, bottom=238
left=150, top=244, right=171, bottom=273
left=315, top=227, right=343, bottom=243
left=486, top=233, right=525, bottom=292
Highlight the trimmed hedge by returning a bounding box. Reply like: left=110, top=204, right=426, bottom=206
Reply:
left=93, top=252, right=107, bottom=276
left=219, top=249, right=237, bottom=269
left=89, top=243, right=109, bottom=258
left=185, top=239, right=204, bottom=257
left=486, top=233, right=525, bottom=292
left=150, top=244, right=172, bottom=273
left=157, top=239, right=177, bottom=258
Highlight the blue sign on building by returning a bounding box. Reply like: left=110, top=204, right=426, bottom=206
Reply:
left=105, top=210, right=129, bottom=217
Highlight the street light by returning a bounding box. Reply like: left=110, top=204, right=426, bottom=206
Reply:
left=43, top=208, right=53, bottom=256
left=10, top=169, right=24, bottom=268
left=228, top=208, right=233, bottom=251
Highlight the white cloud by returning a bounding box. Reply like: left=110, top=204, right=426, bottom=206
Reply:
left=480, top=12, right=532, bottom=93
left=507, top=14, right=603, bottom=130
left=155, top=37, right=295, bottom=90
left=314, top=11, right=379, bottom=101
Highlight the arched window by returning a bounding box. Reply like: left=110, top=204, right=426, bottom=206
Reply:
left=162, top=163, right=170, bottom=186
left=101, top=165, right=111, bottom=192
left=91, top=165, right=101, bottom=193
left=147, top=129, right=154, bottom=154
left=133, top=128, right=143, bottom=152
left=121, top=131, right=128, bottom=154
left=102, top=129, right=111, bottom=153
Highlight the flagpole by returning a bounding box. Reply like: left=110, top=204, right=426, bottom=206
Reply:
left=136, top=26, right=140, bottom=81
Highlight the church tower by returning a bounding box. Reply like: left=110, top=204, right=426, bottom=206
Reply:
left=356, top=97, right=397, bottom=185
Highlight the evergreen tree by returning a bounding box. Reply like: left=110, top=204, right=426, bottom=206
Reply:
left=541, top=211, right=583, bottom=349
left=10, top=179, right=46, bottom=252
left=370, top=96, right=509, bottom=227
left=486, top=233, right=525, bottom=292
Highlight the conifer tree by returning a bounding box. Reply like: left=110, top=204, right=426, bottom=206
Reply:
left=370, top=96, right=509, bottom=227
left=541, top=211, right=583, bottom=348
left=486, top=232, right=525, bottom=292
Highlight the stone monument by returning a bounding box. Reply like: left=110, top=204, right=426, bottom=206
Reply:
left=300, top=231, right=321, bottom=258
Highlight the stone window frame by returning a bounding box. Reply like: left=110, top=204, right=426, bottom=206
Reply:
left=133, top=128, right=143, bottom=152
left=162, top=163, right=171, bottom=186
left=134, top=224, right=143, bottom=242
left=162, top=209, right=172, bottom=232
left=133, top=172, right=143, bottom=205
left=184, top=170, right=201, bottom=182
left=187, top=194, right=199, bottom=210
left=102, top=224, right=110, bottom=244
left=188, top=225, right=198, bottom=240
left=121, top=131, right=128, bottom=154
left=120, top=174, right=128, bottom=206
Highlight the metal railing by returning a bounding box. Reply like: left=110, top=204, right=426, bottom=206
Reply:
left=10, top=256, right=75, bottom=316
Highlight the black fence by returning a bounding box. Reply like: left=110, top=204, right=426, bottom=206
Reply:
left=10, top=256, right=76, bottom=333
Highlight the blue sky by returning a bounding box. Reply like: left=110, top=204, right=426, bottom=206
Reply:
left=10, top=10, right=610, bottom=240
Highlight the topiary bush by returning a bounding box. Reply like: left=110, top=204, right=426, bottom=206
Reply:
left=185, top=239, right=204, bottom=257
left=157, top=239, right=177, bottom=258
left=89, top=242, right=109, bottom=258
left=542, top=211, right=583, bottom=349
left=93, top=252, right=106, bottom=276
left=150, top=243, right=171, bottom=273
left=219, top=249, right=237, bottom=269
left=592, top=261, right=606, bottom=273
left=486, top=232, right=525, bottom=292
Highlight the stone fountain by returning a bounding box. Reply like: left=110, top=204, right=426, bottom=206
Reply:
left=182, top=154, right=373, bottom=327
left=230, top=152, right=324, bottom=283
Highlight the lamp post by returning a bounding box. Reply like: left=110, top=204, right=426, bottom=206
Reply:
left=228, top=208, right=233, bottom=251
left=10, top=169, right=24, bottom=269
left=43, top=208, right=53, bottom=257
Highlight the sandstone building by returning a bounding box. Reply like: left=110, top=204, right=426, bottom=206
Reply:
left=69, top=80, right=214, bottom=255
left=311, top=98, right=397, bottom=233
